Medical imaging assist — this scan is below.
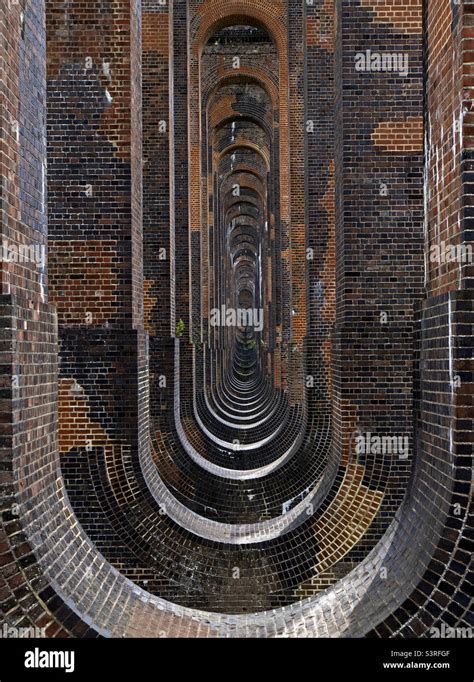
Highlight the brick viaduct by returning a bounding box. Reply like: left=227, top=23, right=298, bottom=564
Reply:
left=0, top=0, right=472, bottom=637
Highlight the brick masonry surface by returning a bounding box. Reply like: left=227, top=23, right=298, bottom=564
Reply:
left=0, top=0, right=472, bottom=638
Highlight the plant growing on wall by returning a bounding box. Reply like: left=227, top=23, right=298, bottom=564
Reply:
left=175, top=319, right=185, bottom=338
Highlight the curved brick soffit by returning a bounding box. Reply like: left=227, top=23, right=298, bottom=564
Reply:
left=11, top=385, right=457, bottom=637
left=66, top=1, right=436, bottom=632
left=154, top=1, right=362, bottom=559
left=155, top=2, right=317, bottom=535
left=150, top=1, right=340, bottom=545
left=4, top=0, right=470, bottom=639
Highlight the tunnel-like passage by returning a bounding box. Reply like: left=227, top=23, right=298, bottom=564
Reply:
left=0, top=0, right=472, bottom=640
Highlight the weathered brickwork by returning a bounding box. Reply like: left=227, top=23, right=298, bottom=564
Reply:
left=331, top=0, right=425, bottom=572
left=0, top=0, right=98, bottom=638
left=0, top=0, right=472, bottom=639
left=143, top=1, right=172, bottom=339
left=370, top=0, right=474, bottom=637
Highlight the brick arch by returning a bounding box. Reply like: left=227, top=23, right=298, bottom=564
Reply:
left=230, top=233, right=260, bottom=248
left=212, top=115, right=273, bottom=147
left=221, top=186, right=266, bottom=210
left=218, top=145, right=269, bottom=169
left=226, top=191, right=262, bottom=209
left=217, top=142, right=270, bottom=170
left=216, top=135, right=268, bottom=156
left=204, top=69, right=279, bottom=109
left=193, top=0, right=287, bottom=58
left=5, top=0, right=471, bottom=644
left=189, top=0, right=291, bottom=366
left=221, top=174, right=265, bottom=196
left=225, top=192, right=265, bottom=212
left=220, top=165, right=267, bottom=185
left=227, top=218, right=260, bottom=234
left=211, top=115, right=272, bottom=145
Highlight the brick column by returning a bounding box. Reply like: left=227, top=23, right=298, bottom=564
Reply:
left=417, top=0, right=473, bottom=572
left=333, top=0, right=424, bottom=545
left=0, top=0, right=65, bottom=635
left=142, top=0, right=175, bottom=421
left=305, top=0, right=335, bottom=416
left=46, top=0, right=148, bottom=470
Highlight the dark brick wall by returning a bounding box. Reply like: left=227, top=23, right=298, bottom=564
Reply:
left=305, top=0, right=336, bottom=417
left=45, top=0, right=147, bottom=516
left=142, top=1, right=172, bottom=339
left=47, top=0, right=143, bottom=329
left=331, top=0, right=424, bottom=554
left=1, top=0, right=47, bottom=301
left=0, top=0, right=96, bottom=638
left=0, top=0, right=471, bottom=640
